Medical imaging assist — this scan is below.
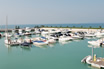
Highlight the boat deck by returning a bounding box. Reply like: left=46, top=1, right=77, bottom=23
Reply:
left=89, top=58, right=104, bottom=66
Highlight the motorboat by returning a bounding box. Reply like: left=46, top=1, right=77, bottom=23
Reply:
left=17, top=38, right=24, bottom=44
left=59, top=36, right=73, bottom=42
left=95, top=31, right=104, bottom=36
left=88, top=38, right=104, bottom=46
left=85, top=33, right=96, bottom=37
left=33, top=40, right=48, bottom=46
left=5, top=38, right=19, bottom=46
left=17, top=29, right=24, bottom=36
left=24, top=27, right=31, bottom=35
left=24, top=32, right=31, bottom=36
left=4, top=33, right=12, bottom=37
left=47, top=39, right=56, bottom=44
left=21, top=42, right=30, bottom=46
left=70, top=33, right=84, bottom=39
left=24, top=38, right=32, bottom=44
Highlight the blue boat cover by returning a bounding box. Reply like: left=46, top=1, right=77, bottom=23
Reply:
left=33, top=41, right=45, bottom=43
left=41, top=37, right=46, bottom=39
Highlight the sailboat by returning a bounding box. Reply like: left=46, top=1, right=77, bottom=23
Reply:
left=4, top=16, right=19, bottom=46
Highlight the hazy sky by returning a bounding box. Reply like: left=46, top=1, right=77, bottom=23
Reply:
left=0, top=0, right=104, bottom=25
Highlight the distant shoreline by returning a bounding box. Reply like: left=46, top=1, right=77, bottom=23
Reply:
left=0, top=23, right=104, bottom=29
left=0, top=27, right=103, bottom=32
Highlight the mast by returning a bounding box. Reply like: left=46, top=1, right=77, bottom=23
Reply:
left=92, top=46, right=94, bottom=61
left=5, top=16, right=8, bottom=39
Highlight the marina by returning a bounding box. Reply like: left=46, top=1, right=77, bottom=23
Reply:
left=0, top=0, right=104, bottom=69
left=0, top=25, right=104, bottom=69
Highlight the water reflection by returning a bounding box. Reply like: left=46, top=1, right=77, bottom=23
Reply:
left=35, top=34, right=41, bottom=36
left=20, top=46, right=31, bottom=51
left=73, top=40, right=81, bottom=42
left=34, top=45, right=48, bottom=49
left=48, top=44, right=55, bottom=48
left=85, top=37, right=96, bottom=39
left=88, top=45, right=99, bottom=48
left=59, top=41, right=72, bottom=45
left=5, top=44, right=32, bottom=53
left=5, top=44, right=20, bottom=53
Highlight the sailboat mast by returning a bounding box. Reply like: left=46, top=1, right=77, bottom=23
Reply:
left=92, top=46, right=94, bottom=61
left=6, top=16, right=8, bottom=32
left=5, top=16, right=8, bottom=39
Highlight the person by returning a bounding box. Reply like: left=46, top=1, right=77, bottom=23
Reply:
left=8, top=39, right=11, bottom=44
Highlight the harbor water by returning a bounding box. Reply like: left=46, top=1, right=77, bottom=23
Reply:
left=0, top=35, right=104, bottom=69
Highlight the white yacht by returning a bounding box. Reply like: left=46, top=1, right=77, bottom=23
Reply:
left=95, top=31, right=104, bottom=36
left=88, top=38, right=104, bottom=46
left=24, top=27, right=31, bottom=35
left=59, top=36, right=73, bottom=42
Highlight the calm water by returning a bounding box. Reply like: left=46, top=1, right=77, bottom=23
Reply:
left=0, top=23, right=104, bottom=29
left=0, top=35, right=104, bottom=69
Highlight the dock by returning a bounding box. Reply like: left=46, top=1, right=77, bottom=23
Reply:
left=89, top=57, right=104, bottom=68
left=82, top=55, right=104, bottom=69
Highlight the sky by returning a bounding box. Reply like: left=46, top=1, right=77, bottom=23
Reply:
left=0, top=0, right=104, bottom=25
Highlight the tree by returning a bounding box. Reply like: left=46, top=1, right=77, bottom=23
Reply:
left=89, top=26, right=92, bottom=28
left=67, top=26, right=69, bottom=28
left=99, top=26, right=102, bottom=29
left=37, top=25, right=40, bottom=28
left=15, top=26, right=18, bottom=29
left=18, top=26, right=20, bottom=29
left=41, top=25, right=45, bottom=27
left=73, top=26, right=75, bottom=28
left=81, top=26, right=83, bottom=28
left=46, top=26, right=48, bottom=27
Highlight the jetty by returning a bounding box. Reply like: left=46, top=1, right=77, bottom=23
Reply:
left=81, top=47, right=104, bottom=69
